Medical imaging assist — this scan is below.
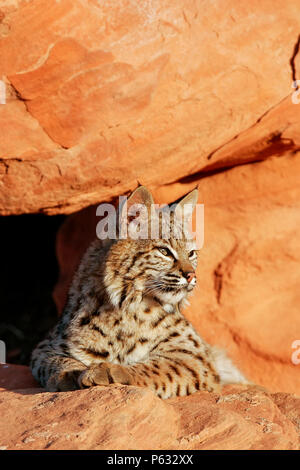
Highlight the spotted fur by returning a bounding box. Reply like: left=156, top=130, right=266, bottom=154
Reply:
left=31, top=187, right=248, bottom=397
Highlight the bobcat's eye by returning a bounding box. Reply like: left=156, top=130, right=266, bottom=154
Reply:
left=158, top=247, right=173, bottom=257
left=189, top=250, right=196, bottom=258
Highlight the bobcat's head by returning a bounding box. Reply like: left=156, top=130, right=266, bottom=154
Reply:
left=104, top=186, right=198, bottom=308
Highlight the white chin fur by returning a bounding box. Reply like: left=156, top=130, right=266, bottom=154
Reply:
left=155, top=290, right=187, bottom=305
left=163, top=303, right=175, bottom=313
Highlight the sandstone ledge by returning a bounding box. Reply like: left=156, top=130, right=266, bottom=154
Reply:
left=0, top=364, right=299, bottom=450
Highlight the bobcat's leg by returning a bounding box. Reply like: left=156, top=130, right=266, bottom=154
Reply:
left=78, top=349, right=221, bottom=399
left=77, top=340, right=249, bottom=398
left=31, top=344, right=87, bottom=392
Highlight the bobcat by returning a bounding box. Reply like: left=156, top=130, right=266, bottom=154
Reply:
left=31, top=186, right=248, bottom=398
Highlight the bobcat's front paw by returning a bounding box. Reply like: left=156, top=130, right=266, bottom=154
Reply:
left=46, top=370, right=83, bottom=392
left=78, top=363, right=133, bottom=388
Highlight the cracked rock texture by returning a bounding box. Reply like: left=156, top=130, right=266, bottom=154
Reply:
left=0, top=364, right=299, bottom=450
left=0, top=0, right=300, bottom=214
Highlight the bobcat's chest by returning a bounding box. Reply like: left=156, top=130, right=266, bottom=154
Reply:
left=113, top=314, right=166, bottom=364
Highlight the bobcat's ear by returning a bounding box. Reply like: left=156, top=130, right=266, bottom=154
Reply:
left=127, top=186, right=154, bottom=210
left=174, top=188, right=198, bottom=222
left=118, top=186, right=154, bottom=236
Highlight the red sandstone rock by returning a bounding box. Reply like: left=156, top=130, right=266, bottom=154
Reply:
left=0, top=1, right=300, bottom=214
left=1, top=0, right=300, bottom=451
left=271, top=392, right=300, bottom=446
left=0, top=364, right=39, bottom=391
left=0, top=365, right=299, bottom=450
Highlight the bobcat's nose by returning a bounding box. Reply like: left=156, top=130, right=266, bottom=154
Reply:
left=182, top=271, right=196, bottom=284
